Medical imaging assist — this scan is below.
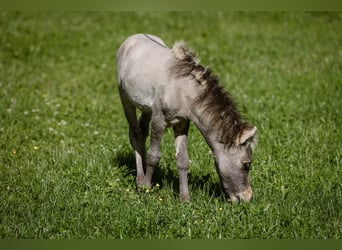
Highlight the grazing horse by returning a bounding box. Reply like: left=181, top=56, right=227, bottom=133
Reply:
left=116, top=34, right=257, bottom=203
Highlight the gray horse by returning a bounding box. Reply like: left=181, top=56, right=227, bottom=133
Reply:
left=116, top=34, right=257, bottom=203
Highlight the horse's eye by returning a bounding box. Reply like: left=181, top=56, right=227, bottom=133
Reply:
left=241, top=160, right=251, bottom=171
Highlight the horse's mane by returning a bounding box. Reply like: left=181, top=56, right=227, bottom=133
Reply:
left=170, top=41, right=253, bottom=147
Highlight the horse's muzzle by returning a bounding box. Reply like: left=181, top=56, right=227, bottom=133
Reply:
left=228, top=187, right=253, bottom=204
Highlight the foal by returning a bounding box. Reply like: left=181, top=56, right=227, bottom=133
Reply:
left=116, top=34, right=257, bottom=203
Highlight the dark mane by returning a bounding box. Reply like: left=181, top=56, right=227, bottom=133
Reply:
left=170, top=41, right=252, bottom=147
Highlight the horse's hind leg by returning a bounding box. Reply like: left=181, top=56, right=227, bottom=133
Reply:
left=143, top=107, right=166, bottom=187
left=119, top=88, right=148, bottom=186
left=138, top=111, right=151, bottom=170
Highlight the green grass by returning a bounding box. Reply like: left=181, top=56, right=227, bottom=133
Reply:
left=0, top=12, right=341, bottom=239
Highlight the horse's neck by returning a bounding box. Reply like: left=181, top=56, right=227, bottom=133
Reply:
left=189, top=106, right=220, bottom=154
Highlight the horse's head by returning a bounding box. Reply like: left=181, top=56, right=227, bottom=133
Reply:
left=214, top=126, right=257, bottom=203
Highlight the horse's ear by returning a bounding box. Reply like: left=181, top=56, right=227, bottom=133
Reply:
left=238, top=126, right=257, bottom=145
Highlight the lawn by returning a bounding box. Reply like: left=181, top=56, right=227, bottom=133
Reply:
left=0, top=12, right=341, bottom=239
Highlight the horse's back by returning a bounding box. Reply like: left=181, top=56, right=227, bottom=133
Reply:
left=116, top=34, right=173, bottom=111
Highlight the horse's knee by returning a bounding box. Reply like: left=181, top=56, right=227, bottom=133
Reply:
left=176, top=151, right=189, bottom=171
left=146, top=152, right=160, bottom=167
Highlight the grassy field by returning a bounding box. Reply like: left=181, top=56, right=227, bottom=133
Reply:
left=0, top=12, right=341, bottom=239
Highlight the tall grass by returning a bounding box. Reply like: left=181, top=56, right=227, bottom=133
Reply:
left=0, top=12, right=341, bottom=239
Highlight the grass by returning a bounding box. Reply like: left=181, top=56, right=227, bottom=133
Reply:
left=0, top=12, right=341, bottom=239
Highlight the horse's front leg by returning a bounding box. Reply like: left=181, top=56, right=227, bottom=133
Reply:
left=173, top=121, right=190, bottom=202
left=142, top=112, right=166, bottom=187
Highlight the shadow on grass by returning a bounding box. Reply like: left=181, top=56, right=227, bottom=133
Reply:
left=111, top=150, right=223, bottom=199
